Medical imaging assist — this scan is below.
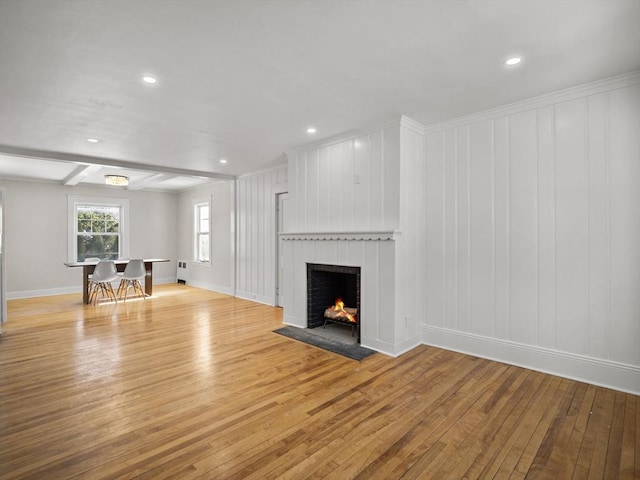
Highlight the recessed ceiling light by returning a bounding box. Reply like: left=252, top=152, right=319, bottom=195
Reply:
left=504, top=56, right=523, bottom=66
left=142, top=75, right=157, bottom=85
left=219, top=159, right=227, bottom=164
left=86, top=138, right=99, bottom=143
left=307, top=127, right=317, bottom=134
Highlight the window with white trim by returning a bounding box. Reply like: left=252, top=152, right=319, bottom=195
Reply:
left=68, top=196, right=129, bottom=262
left=194, top=201, right=210, bottom=263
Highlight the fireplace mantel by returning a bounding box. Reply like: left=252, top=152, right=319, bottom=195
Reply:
left=279, top=230, right=400, bottom=241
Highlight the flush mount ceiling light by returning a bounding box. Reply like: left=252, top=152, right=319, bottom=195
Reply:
left=307, top=127, right=317, bottom=134
left=219, top=159, right=228, bottom=164
left=504, top=56, right=523, bottom=66
left=104, top=175, right=129, bottom=186
left=142, top=75, right=157, bottom=85
left=86, top=138, right=100, bottom=143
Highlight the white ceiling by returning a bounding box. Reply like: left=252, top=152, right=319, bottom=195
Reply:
left=1, top=0, right=639, bottom=190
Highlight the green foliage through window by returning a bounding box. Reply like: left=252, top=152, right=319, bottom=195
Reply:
left=76, top=205, right=121, bottom=261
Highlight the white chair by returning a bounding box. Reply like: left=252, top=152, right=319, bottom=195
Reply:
left=88, top=260, right=119, bottom=305
left=117, top=259, right=147, bottom=301
left=85, top=257, right=101, bottom=290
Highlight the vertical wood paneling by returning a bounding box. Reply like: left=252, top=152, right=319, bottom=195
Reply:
left=456, top=127, right=471, bottom=332
left=318, top=147, right=329, bottom=229
left=555, top=98, right=589, bottom=355
left=378, top=241, right=396, bottom=344
left=509, top=110, right=538, bottom=344
left=298, top=153, right=307, bottom=229
left=444, top=129, right=458, bottom=330
left=608, top=85, right=640, bottom=366
left=493, top=117, right=510, bottom=340
left=364, top=241, right=380, bottom=340
left=469, top=120, right=495, bottom=337
left=425, top=80, right=639, bottom=372
left=383, top=126, right=401, bottom=229
left=586, top=93, right=609, bottom=359
left=353, top=135, right=371, bottom=229
left=327, top=144, right=342, bottom=230
left=370, top=131, right=384, bottom=230
left=342, top=141, right=355, bottom=229
left=425, top=133, right=445, bottom=327
left=396, top=123, right=425, bottom=344
left=236, top=165, right=287, bottom=304
left=307, top=150, right=319, bottom=231
left=537, top=106, right=556, bottom=349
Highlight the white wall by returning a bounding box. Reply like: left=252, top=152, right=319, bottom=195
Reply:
left=287, top=120, right=401, bottom=232
left=235, top=166, right=287, bottom=305
left=395, top=118, right=427, bottom=350
left=0, top=179, right=178, bottom=298
left=177, top=180, right=235, bottom=295
left=422, top=73, right=640, bottom=393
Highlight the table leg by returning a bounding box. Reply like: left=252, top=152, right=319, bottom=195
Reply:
left=144, top=262, right=153, bottom=296
left=82, top=265, right=95, bottom=304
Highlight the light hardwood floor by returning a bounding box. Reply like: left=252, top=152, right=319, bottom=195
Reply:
left=0, top=284, right=637, bottom=479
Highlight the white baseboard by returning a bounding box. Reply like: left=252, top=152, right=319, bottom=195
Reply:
left=187, top=280, right=234, bottom=296
left=421, top=324, right=640, bottom=395
left=8, top=286, right=82, bottom=299
left=283, top=315, right=305, bottom=328
left=8, top=277, right=179, bottom=300
left=235, top=290, right=275, bottom=306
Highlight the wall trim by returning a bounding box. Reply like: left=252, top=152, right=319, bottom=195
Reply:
left=420, top=324, right=640, bottom=395
left=8, top=286, right=82, bottom=299
left=187, top=280, right=235, bottom=297
left=7, top=277, right=178, bottom=300
left=423, top=70, right=640, bottom=134
left=280, top=230, right=400, bottom=241
left=235, top=289, right=275, bottom=306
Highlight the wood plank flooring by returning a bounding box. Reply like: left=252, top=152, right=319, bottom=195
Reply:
left=0, top=284, right=637, bottom=479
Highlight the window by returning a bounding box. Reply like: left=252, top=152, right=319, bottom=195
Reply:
left=68, top=196, right=129, bottom=262
left=194, top=201, right=210, bottom=263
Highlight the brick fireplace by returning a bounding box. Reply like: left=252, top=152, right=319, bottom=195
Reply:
left=307, top=263, right=361, bottom=342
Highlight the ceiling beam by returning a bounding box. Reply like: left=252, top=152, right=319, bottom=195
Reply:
left=126, top=173, right=177, bottom=191
left=0, top=145, right=236, bottom=181
left=62, top=164, right=102, bottom=186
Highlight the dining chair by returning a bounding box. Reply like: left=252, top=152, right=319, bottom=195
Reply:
left=88, top=260, right=119, bottom=305
left=117, top=259, right=147, bottom=301
left=84, top=257, right=101, bottom=290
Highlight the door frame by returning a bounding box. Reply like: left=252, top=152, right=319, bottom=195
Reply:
left=275, top=191, right=288, bottom=307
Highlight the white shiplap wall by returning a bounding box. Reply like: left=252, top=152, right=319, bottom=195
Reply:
left=235, top=166, right=288, bottom=305
left=395, top=118, right=427, bottom=351
left=422, top=75, right=640, bottom=393
left=287, top=121, right=401, bottom=232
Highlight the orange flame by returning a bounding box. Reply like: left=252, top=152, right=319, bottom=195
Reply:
left=331, top=298, right=357, bottom=323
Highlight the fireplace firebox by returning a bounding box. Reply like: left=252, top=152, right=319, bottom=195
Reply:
left=306, top=263, right=361, bottom=342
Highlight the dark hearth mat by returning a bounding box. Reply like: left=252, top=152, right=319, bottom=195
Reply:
left=273, top=326, right=376, bottom=361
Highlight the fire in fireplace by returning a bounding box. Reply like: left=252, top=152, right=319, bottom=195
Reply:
left=323, top=298, right=358, bottom=336
left=307, top=263, right=361, bottom=342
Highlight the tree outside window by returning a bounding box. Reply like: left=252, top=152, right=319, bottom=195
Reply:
left=76, top=205, right=121, bottom=261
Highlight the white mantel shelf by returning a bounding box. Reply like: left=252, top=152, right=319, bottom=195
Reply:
left=279, top=230, right=400, bottom=241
